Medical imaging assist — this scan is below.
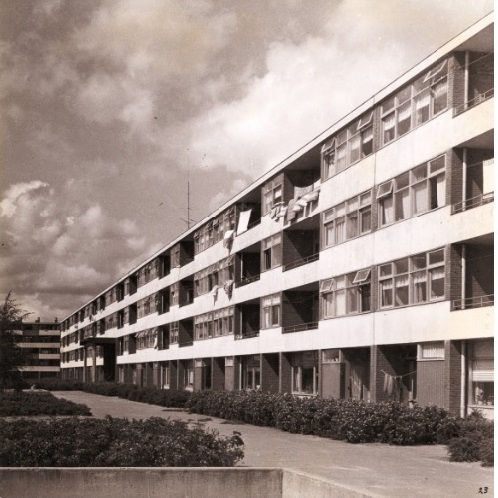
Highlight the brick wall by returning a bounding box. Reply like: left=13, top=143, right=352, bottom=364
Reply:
left=261, top=353, right=279, bottom=393
left=279, top=352, right=292, bottom=393
left=444, top=340, right=462, bottom=415
left=211, top=357, right=225, bottom=390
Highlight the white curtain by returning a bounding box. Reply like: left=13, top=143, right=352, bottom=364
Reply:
left=413, top=181, right=428, bottom=213
left=436, top=174, right=446, bottom=207
left=483, top=159, right=494, bottom=194
left=335, top=289, right=346, bottom=316
left=381, top=196, right=394, bottom=225
left=412, top=270, right=427, bottom=303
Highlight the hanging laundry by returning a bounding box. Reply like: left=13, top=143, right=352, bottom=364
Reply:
left=223, top=280, right=234, bottom=299
left=286, top=199, right=297, bottom=221
left=237, top=209, right=252, bottom=234
left=223, top=230, right=234, bottom=248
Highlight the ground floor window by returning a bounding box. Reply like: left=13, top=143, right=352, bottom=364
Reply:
left=292, top=351, right=318, bottom=395
left=241, top=355, right=260, bottom=390
left=160, top=362, right=170, bottom=389
left=468, top=339, right=494, bottom=407
left=183, top=362, right=194, bottom=390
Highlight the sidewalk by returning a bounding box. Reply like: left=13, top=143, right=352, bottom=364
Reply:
left=52, top=391, right=493, bottom=498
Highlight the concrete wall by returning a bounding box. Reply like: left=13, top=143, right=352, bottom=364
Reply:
left=0, top=468, right=381, bottom=498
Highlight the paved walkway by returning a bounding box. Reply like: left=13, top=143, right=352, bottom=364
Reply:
left=53, top=391, right=493, bottom=498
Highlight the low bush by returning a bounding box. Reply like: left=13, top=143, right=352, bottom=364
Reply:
left=34, top=379, right=191, bottom=408
left=0, top=391, right=91, bottom=417
left=186, top=390, right=452, bottom=445
left=446, top=411, right=493, bottom=467
left=0, top=416, right=244, bottom=467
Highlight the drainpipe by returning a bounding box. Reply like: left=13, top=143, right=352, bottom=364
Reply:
left=461, top=244, right=467, bottom=310
left=464, top=51, right=469, bottom=111
left=460, top=341, right=466, bottom=418
left=462, top=148, right=468, bottom=212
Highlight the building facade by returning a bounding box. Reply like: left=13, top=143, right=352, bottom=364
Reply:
left=60, top=15, right=494, bottom=418
left=17, top=321, right=61, bottom=380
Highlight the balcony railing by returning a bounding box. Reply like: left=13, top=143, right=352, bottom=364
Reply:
left=283, top=253, right=319, bottom=272
left=452, top=192, right=494, bottom=214
left=282, top=321, right=319, bottom=334
left=234, top=331, right=259, bottom=340
left=451, top=294, right=494, bottom=311
left=235, top=274, right=261, bottom=288
left=454, top=87, right=494, bottom=116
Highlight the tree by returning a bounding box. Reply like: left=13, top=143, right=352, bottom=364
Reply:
left=0, top=293, right=30, bottom=388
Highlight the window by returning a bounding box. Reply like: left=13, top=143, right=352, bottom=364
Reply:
left=213, top=307, right=234, bottom=336
left=379, top=248, right=445, bottom=309
left=170, top=282, right=179, bottom=306
left=321, top=268, right=371, bottom=319
left=378, top=155, right=446, bottom=227
left=183, top=362, right=194, bottom=389
left=242, top=355, right=260, bottom=390
left=160, top=363, right=170, bottom=389
left=262, top=178, right=283, bottom=215
left=262, top=294, right=281, bottom=328
left=195, top=312, right=213, bottom=340
left=195, top=256, right=235, bottom=296
left=418, top=342, right=444, bottom=360
left=468, top=340, right=494, bottom=407
left=170, top=245, right=180, bottom=269
left=262, top=234, right=282, bottom=271
left=322, top=349, right=341, bottom=363
left=225, top=357, right=234, bottom=367
left=323, top=191, right=372, bottom=248
left=321, top=111, right=374, bottom=180
left=381, top=59, right=448, bottom=146
left=169, top=322, right=179, bottom=344
left=292, top=352, right=318, bottom=395
left=194, top=208, right=236, bottom=254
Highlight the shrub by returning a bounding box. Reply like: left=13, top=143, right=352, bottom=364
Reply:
left=446, top=411, right=493, bottom=466
left=0, top=416, right=244, bottom=467
left=34, top=379, right=191, bottom=408
left=0, top=391, right=91, bottom=417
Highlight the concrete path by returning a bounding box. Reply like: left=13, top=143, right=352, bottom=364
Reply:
left=52, top=391, right=493, bottom=498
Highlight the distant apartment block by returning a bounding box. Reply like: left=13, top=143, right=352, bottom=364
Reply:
left=60, top=14, right=494, bottom=419
left=16, top=321, right=61, bottom=380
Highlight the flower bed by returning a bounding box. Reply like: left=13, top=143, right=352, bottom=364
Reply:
left=0, top=391, right=91, bottom=417
left=0, top=416, right=244, bottom=467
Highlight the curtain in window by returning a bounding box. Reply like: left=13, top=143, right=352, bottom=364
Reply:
left=413, top=181, right=428, bottom=213
left=347, top=287, right=358, bottom=314
left=323, top=292, right=333, bottom=318
left=483, top=159, right=494, bottom=194
left=380, top=279, right=393, bottom=307
left=380, top=196, right=394, bottom=225
left=395, top=275, right=409, bottom=306
left=412, top=270, right=427, bottom=303
left=395, top=189, right=410, bottom=220
left=336, top=143, right=347, bottom=172
left=350, top=134, right=361, bottom=162
left=335, top=218, right=346, bottom=244
left=436, top=174, right=446, bottom=207
left=335, top=289, right=346, bottom=316
left=429, top=267, right=445, bottom=298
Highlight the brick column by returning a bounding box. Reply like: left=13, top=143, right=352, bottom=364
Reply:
left=211, top=357, right=225, bottom=390
left=279, top=352, right=292, bottom=394
left=261, top=353, right=279, bottom=393
left=444, top=340, right=462, bottom=415
left=370, top=345, right=397, bottom=403
left=169, top=360, right=178, bottom=390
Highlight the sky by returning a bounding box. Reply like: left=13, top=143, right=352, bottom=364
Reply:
left=0, top=0, right=493, bottom=321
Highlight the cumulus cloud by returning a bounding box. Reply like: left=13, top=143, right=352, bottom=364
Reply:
left=0, top=181, right=150, bottom=318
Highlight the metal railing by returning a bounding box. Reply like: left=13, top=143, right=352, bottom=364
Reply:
left=282, top=321, right=319, bottom=334
left=235, top=274, right=261, bottom=288
left=234, top=331, right=259, bottom=340
left=454, top=87, right=494, bottom=116
left=283, top=253, right=319, bottom=272
left=451, top=192, right=494, bottom=214
left=451, top=294, right=494, bottom=311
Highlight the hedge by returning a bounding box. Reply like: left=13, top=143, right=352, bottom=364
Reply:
left=185, top=390, right=455, bottom=445
left=33, top=378, right=191, bottom=408
left=0, top=416, right=244, bottom=467
left=0, top=391, right=91, bottom=417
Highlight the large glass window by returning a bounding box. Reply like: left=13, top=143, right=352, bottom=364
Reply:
left=261, top=294, right=281, bottom=329
left=381, top=59, right=448, bottom=146
left=321, top=268, right=371, bottom=319
left=323, top=191, right=372, bottom=248
left=169, top=322, right=179, bottom=344
left=378, top=154, right=446, bottom=228
left=262, top=178, right=283, bottom=215
left=468, top=339, right=494, bottom=407
left=292, top=352, right=318, bottom=395
left=322, top=111, right=374, bottom=180
left=262, top=234, right=282, bottom=271
left=378, top=248, right=445, bottom=309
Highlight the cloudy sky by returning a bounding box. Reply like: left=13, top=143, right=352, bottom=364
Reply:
left=0, top=0, right=493, bottom=321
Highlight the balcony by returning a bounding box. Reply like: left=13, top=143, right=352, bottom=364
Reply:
left=235, top=331, right=259, bottom=340
left=454, top=88, right=494, bottom=116
left=452, top=192, right=494, bottom=214
left=451, top=294, right=494, bottom=311
left=283, top=253, right=319, bottom=272
left=282, top=321, right=318, bottom=334
left=235, top=274, right=261, bottom=288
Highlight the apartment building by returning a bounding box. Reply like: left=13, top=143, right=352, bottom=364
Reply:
left=60, top=15, right=494, bottom=419
left=16, top=321, right=61, bottom=381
